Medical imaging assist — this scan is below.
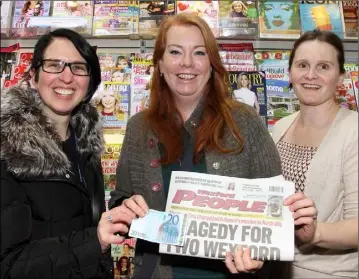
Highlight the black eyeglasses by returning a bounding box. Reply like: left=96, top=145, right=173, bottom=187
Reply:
left=37, top=59, right=91, bottom=76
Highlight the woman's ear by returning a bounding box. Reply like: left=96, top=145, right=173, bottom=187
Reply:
left=159, top=60, right=163, bottom=76
left=30, top=69, right=37, bottom=85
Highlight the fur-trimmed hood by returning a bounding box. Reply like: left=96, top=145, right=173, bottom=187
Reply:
left=1, top=87, right=104, bottom=178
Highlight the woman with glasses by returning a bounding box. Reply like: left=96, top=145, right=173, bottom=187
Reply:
left=0, top=29, right=136, bottom=278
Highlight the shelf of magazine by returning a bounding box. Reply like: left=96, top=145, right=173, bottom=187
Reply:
left=1, top=10, right=358, bottom=41
left=1, top=23, right=358, bottom=40
left=1, top=36, right=358, bottom=59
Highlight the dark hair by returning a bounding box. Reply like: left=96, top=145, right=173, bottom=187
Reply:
left=30, top=28, right=101, bottom=103
left=116, top=56, right=130, bottom=68
left=19, top=80, right=31, bottom=88
left=21, top=1, right=32, bottom=14
left=145, top=64, right=154, bottom=75
left=289, top=29, right=345, bottom=74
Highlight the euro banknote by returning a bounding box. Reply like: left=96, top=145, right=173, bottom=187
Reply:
left=129, top=209, right=187, bottom=246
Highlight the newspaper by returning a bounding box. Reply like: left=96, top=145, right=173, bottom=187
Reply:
left=159, top=171, right=295, bottom=261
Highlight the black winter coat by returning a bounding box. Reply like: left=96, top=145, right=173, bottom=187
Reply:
left=0, top=87, right=112, bottom=278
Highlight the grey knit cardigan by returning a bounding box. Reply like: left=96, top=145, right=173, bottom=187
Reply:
left=109, top=100, right=282, bottom=279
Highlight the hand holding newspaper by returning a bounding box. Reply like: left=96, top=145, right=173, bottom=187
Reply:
left=159, top=171, right=295, bottom=261
left=129, top=209, right=187, bottom=246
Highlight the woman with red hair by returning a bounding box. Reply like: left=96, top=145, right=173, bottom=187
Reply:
left=109, top=13, right=316, bottom=279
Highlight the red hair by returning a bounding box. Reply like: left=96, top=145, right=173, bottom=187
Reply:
left=145, top=13, right=245, bottom=165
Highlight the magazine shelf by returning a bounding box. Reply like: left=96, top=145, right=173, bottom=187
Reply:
left=1, top=31, right=358, bottom=52
left=1, top=37, right=358, bottom=64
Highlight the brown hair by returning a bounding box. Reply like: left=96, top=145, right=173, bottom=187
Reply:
left=21, top=1, right=32, bottom=15
left=289, top=29, right=345, bottom=74
left=145, top=13, right=245, bottom=165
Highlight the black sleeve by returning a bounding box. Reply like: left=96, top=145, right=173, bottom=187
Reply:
left=87, top=159, right=106, bottom=224
left=0, top=174, right=112, bottom=279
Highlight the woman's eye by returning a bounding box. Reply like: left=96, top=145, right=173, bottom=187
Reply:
left=169, top=50, right=180, bottom=55
left=319, top=64, right=330, bottom=70
left=298, top=63, right=308, bottom=69
left=264, top=6, right=273, bottom=11
left=49, top=63, right=60, bottom=68
left=195, top=51, right=206, bottom=56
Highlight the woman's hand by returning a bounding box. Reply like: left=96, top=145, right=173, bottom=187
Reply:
left=225, top=247, right=264, bottom=274
left=122, top=194, right=149, bottom=218
left=97, top=205, right=137, bottom=252
left=284, top=192, right=317, bottom=244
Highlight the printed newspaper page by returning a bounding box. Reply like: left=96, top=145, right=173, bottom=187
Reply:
left=159, top=171, right=295, bottom=261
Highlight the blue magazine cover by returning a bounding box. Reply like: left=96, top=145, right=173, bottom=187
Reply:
left=299, top=1, right=344, bottom=38
left=255, top=51, right=299, bottom=132
left=93, top=82, right=130, bottom=129
left=258, top=0, right=301, bottom=38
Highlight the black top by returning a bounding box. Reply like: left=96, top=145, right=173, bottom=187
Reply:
left=62, top=128, right=86, bottom=187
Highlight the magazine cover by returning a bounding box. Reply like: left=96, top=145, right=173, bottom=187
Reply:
left=98, top=53, right=133, bottom=82
left=0, top=45, right=19, bottom=89
left=1, top=1, right=12, bottom=37
left=258, top=1, right=301, bottom=39
left=228, top=71, right=267, bottom=125
left=299, top=1, right=344, bottom=38
left=255, top=51, right=299, bottom=132
left=344, top=62, right=358, bottom=73
left=218, top=0, right=259, bottom=38
left=102, top=129, right=124, bottom=211
left=344, top=63, right=358, bottom=108
left=335, top=79, right=358, bottom=111
left=130, top=53, right=153, bottom=116
left=11, top=64, right=28, bottom=83
left=176, top=1, right=219, bottom=38
left=93, top=82, right=130, bottom=129
left=340, top=0, right=358, bottom=39
left=102, top=129, right=125, bottom=192
left=93, top=1, right=138, bottom=36
left=11, top=0, right=51, bottom=37
left=139, top=0, right=175, bottom=38
left=219, top=50, right=256, bottom=71
left=93, top=54, right=132, bottom=129
left=17, top=52, right=33, bottom=68
left=52, top=1, right=94, bottom=33
left=349, top=71, right=358, bottom=108
left=112, top=238, right=137, bottom=279
left=131, top=74, right=152, bottom=116
left=102, top=143, right=121, bottom=191
left=102, top=147, right=120, bottom=191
